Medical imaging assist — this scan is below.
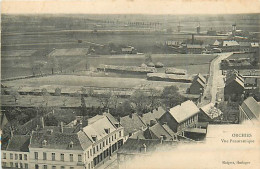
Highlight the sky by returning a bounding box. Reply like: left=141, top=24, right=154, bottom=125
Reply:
left=1, top=0, right=260, bottom=15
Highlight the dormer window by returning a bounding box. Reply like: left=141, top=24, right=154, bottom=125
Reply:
left=69, top=141, right=74, bottom=148
left=42, top=140, right=47, bottom=146
left=104, top=128, right=110, bottom=134
left=115, top=123, right=119, bottom=128
left=91, top=135, right=97, bottom=142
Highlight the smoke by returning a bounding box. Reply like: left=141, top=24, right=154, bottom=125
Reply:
left=119, top=123, right=260, bottom=169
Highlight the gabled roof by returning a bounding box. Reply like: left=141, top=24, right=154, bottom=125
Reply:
left=240, top=97, right=260, bottom=120
left=212, top=40, right=220, bottom=46
left=169, top=100, right=200, bottom=123
left=223, top=40, right=239, bottom=47
left=149, top=123, right=173, bottom=140
left=225, top=74, right=244, bottom=88
left=140, top=112, right=157, bottom=126
left=30, top=130, right=92, bottom=151
left=120, top=113, right=146, bottom=136
left=151, top=107, right=166, bottom=120
left=82, top=116, right=117, bottom=142
left=197, top=73, right=206, bottom=84
left=5, top=135, right=31, bottom=152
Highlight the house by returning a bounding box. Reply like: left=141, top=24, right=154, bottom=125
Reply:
left=199, top=103, right=223, bottom=123
left=189, top=74, right=207, bottom=95
left=117, top=138, right=178, bottom=169
left=239, top=97, right=260, bottom=124
left=244, top=77, right=258, bottom=90
left=158, top=100, right=204, bottom=137
left=221, top=40, right=240, bottom=52
left=28, top=113, right=124, bottom=169
left=139, top=107, right=166, bottom=126
left=165, top=68, right=187, bottom=75
left=224, top=73, right=245, bottom=101
left=185, top=44, right=204, bottom=54
left=238, top=42, right=251, bottom=52
left=1, top=135, right=30, bottom=169
left=120, top=113, right=147, bottom=139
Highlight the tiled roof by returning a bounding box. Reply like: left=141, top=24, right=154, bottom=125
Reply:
left=240, top=97, right=260, bottom=120
left=120, top=113, right=146, bottom=136
left=30, top=130, right=92, bottom=150
left=5, top=135, right=31, bottom=152
left=151, top=107, right=166, bottom=120
left=223, top=40, right=239, bottom=47
left=149, top=123, right=173, bottom=140
left=162, top=124, right=176, bottom=137
left=140, top=112, right=157, bottom=126
left=169, top=100, right=200, bottom=123
left=117, top=138, right=178, bottom=154
left=103, top=112, right=119, bottom=126
left=82, top=116, right=117, bottom=142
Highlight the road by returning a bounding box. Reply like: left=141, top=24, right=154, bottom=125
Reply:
left=199, top=52, right=233, bottom=107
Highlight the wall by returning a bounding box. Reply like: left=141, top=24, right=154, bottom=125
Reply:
left=1, top=151, right=29, bottom=168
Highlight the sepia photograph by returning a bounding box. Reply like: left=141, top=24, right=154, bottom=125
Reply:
left=0, top=0, right=260, bottom=169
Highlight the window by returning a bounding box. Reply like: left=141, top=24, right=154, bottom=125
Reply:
left=106, top=139, right=108, bottom=145
left=24, top=154, right=27, bottom=160
left=88, top=163, right=91, bottom=169
left=119, top=131, right=122, bottom=137
left=20, top=163, right=23, bottom=168
left=43, top=165, right=47, bottom=169
left=112, top=136, right=113, bottom=141
left=25, top=163, right=28, bottom=169
left=93, top=147, right=95, bottom=154
left=61, top=166, right=65, bottom=169
left=78, top=154, right=82, bottom=162
left=109, top=138, right=111, bottom=143
left=2, top=162, right=6, bottom=167
left=90, top=149, right=92, bottom=156
left=10, top=153, right=13, bottom=159
left=52, top=153, right=55, bottom=161
left=10, top=162, right=13, bottom=167
left=115, top=133, right=116, bottom=139
left=19, top=154, right=23, bottom=160
left=15, top=163, right=19, bottom=168
left=103, top=141, right=105, bottom=147
left=43, top=152, right=47, bottom=160
left=15, top=154, right=18, bottom=160
left=100, top=143, right=102, bottom=149
left=96, top=145, right=98, bottom=152
left=87, top=151, right=90, bottom=158
left=3, top=153, right=6, bottom=159
left=35, top=164, right=39, bottom=169
left=70, top=154, right=73, bottom=162
left=70, top=167, right=74, bottom=169
left=60, top=153, right=64, bottom=161
left=52, top=166, right=56, bottom=169
left=34, top=152, right=38, bottom=160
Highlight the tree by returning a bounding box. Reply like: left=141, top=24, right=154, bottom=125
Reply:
left=48, top=56, right=60, bottom=74
left=80, top=95, right=87, bottom=116
left=41, top=88, right=50, bottom=106
left=9, top=89, right=20, bottom=103
left=88, top=87, right=95, bottom=97
left=54, top=87, right=61, bottom=96
left=161, top=85, right=185, bottom=109
left=130, top=90, right=149, bottom=114
left=45, top=115, right=58, bottom=126
left=148, top=88, right=161, bottom=111
left=116, top=100, right=134, bottom=117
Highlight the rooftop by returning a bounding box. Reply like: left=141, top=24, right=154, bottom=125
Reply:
left=5, top=135, right=31, bottom=152
left=200, top=103, right=223, bottom=120
left=240, top=97, right=260, bottom=120
left=169, top=100, right=200, bottom=123
left=120, top=113, right=147, bottom=136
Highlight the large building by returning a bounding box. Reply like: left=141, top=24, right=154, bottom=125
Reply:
left=239, top=97, right=260, bottom=124
left=2, top=113, right=124, bottom=169
left=158, top=100, right=206, bottom=138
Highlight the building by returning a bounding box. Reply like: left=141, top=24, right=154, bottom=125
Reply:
left=224, top=73, right=245, bottom=101
left=222, top=40, right=240, bottom=52
left=199, top=103, right=223, bottom=123
left=158, top=100, right=205, bottom=137
left=185, top=44, right=204, bottom=54
left=120, top=113, right=147, bottom=139
left=239, top=97, right=260, bottom=124
left=2, top=113, right=125, bottom=169
left=1, top=135, right=30, bottom=169
left=189, top=74, right=207, bottom=95
left=121, top=46, right=135, bottom=54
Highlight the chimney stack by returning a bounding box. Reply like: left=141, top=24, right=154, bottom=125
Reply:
left=41, top=117, right=45, bottom=129
left=60, top=121, right=64, bottom=133
left=140, top=143, right=147, bottom=153
left=160, top=135, right=164, bottom=144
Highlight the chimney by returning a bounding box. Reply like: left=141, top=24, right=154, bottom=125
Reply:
left=150, top=120, right=156, bottom=126
left=129, top=113, right=133, bottom=119
left=140, top=143, right=147, bottom=153
left=160, top=135, right=164, bottom=144
left=192, top=34, right=195, bottom=44
left=41, top=117, right=45, bottom=128
left=10, top=127, right=13, bottom=138
left=60, top=121, right=64, bottom=133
